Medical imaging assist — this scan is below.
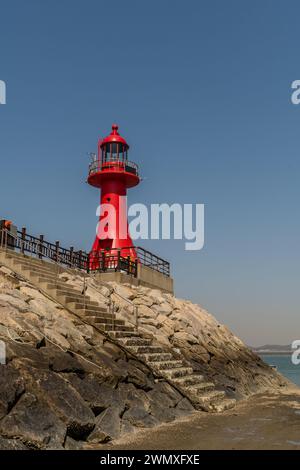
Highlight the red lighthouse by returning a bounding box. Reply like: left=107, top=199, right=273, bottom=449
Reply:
left=88, top=124, right=139, bottom=264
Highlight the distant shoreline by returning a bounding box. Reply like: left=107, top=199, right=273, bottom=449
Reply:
left=257, top=352, right=292, bottom=356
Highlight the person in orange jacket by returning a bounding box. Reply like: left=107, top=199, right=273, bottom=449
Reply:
left=4, top=220, right=12, bottom=230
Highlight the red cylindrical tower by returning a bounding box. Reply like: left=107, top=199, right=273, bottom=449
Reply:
left=87, top=124, right=140, bottom=266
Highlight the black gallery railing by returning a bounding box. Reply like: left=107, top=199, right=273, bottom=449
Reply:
left=0, top=227, right=170, bottom=277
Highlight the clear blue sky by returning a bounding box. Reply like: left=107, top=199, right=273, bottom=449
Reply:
left=0, top=0, right=299, bottom=346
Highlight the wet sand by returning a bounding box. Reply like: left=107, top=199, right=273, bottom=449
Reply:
left=103, top=389, right=300, bottom=450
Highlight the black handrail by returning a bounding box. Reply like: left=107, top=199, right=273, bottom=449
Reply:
left=0, top=227, right=170, bottom=277
left=0, top=228, right=89, bottom=270
left=89, top=250, right=137, bottom=277
left=88, top=159, right=139, bottom=177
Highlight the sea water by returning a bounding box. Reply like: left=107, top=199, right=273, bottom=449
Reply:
left=261, top=355, right=300, bottom=386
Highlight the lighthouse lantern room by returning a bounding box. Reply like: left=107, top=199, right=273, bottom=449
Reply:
left=88, top=125, right=139, bottom=263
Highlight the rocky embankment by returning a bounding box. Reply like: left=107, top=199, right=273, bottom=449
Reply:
left=0, top=265, right=289, bottom=450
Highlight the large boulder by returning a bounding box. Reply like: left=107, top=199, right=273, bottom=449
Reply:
left=0, top=436, right=28, bottom=450
left=24, top=368, right=95, bottom=439
left=87, top=407, right=121, bottom=443
left=0, top=364, right=25, bottom=419
left=68, top=375, right=124, bottom=414
left=122, top=406, right=159, bottom=428
left=0, top=393, right=66, bottom=449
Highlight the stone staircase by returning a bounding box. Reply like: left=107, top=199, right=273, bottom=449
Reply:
left=0, top=249, right=236, bottom=413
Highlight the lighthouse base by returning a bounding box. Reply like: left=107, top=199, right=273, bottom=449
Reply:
left=95, top=264, right=174, bottom=294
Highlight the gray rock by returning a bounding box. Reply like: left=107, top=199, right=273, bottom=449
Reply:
left=149, top=402, right=177, bottom=423
left=102, top=341, right=126, bottom=361
left=0, top=293, right=30, bottom=312
left=135, top=304, right=155, bottom=318
left=118, top=360, right=153, bottom=390
left=122, top=406, right=159, bottom=428
left=176, top=397, right=195, bottom=412
left=46, top=349, right=86, bottom=373
left=64, top=436, right=85, bottom=450
left=0, top=364, right=25, bottom=419
left=0, top=393, right=66, bottom=449
left=43, top=326, right=71, bottom=350
left=25, top=369, right=95, bottom=439
left=87, top=407, right=121, bottom=443
left=152, top=302, right=173, bottom=316
left=148, top=389, right=176, bottom=409
left=117, top=383, right=150, bottom=411
left=68, top=375, right=124, bottom=414
left=172, top=331, right=199, bottom=346
left=153, top=381, right=182, bottom=406
left=133, top=296, right=154, bottom=307
left=0, top=436, right=28, bottom=450
left=120, top=420, right=136, bottom=436
left=84, top=348, right=128, bottom=383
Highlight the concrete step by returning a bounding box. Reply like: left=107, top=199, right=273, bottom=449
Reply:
left=10, top=260, right=56, bottom=277
left=126, top=345, right=164, bottom=354
left=185, top=382, right=215, bottom=394
left=84, top=313, right=115, bottom=322
left=59, top=297, right=98, bottom=307
left=148, top=360, right=184, bottom=370
left=162, top=367, right=194, bottom=379
left=103, top=324, right=135, bottom=332
left=5, top=254, right=57, bottom=270
left=8, top=256, right=74, bottom=276
left=48, top=284, right=86, bottom=295
left=195, top=390, right=226, bottom=408
left=57, top=296, right=95, bottom=307
left=108, top=331, right=140, bottom=339
left=55, top=290, right=89, bottom=302
left=33, top=273, right=60, bottom=283
left=11, top=256, right=80, bottom=279
left=89, top=317, right=125, bottom=326
left=76, top=306, right=109, bottom=315
left=22, top=267, right=71, bottom=281
left=118, top=337, right=153, bottom=347
left=88, top=320, right=135, bottom=332
left=172, top=374, right=205, bottom=387
left=14, top=262, right=57, bottom=276
left=210, top=398, right=236, bottom=413
left=4, top=259, right=66, bottom=285
left=138, top=352, right=172, bottom=362
left=53, top=282, right=88, bottom=292
left=5, top=251, right=49, bottom=263
left=12, top=259, right=59, bottom=272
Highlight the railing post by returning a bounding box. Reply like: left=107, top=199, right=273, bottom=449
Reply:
left=0, top=226, right=5, bottom=249
left=112, top=301, right=115, bottom=330
left=38, top=235, right=44, bottom=259
left=83, top=272, right=86, bottom=312
left=21, top=227, right=26, bottom=254
left=87, top=252, right=90, bottom=274
left=55, top=241, right=60, bottom=287
left=102, top=252, right=106, bottom=272
left=117, top=249, right=121, bottom=272
left=78, top=250, right=82, bottom=270
left=127, top=256, right=130, bottom=275
left=134, top=259, right=138, bottom=278
left=134, top=305, right=138, bottom=332
left=55, top=241, right=59, bottom=262
left=0, top=228, right=7, bottom=249
left=70, top=246, right=74, bottom=268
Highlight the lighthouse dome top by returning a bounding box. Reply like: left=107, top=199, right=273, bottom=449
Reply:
left=100, top=124, right=129, bottom=149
